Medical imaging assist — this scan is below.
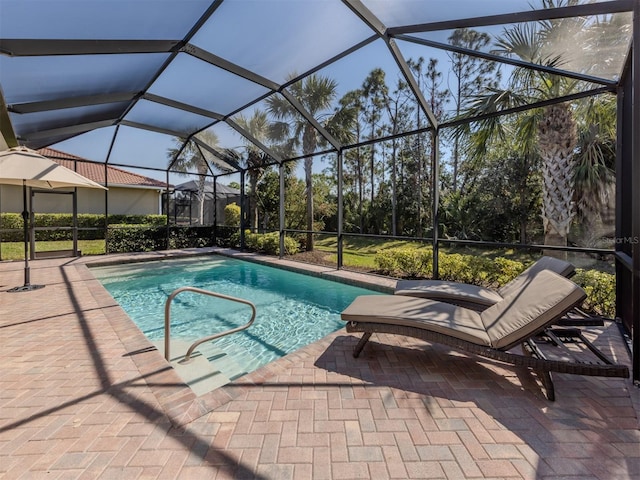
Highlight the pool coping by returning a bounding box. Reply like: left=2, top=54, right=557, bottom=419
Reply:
left=77, top=247, right=397, bottom=426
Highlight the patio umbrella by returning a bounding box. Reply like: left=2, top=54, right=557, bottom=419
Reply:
left=0, top=146, right=107, bottom=292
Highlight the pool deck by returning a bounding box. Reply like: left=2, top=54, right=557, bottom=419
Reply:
left=1, top=248, right=639, bottom=479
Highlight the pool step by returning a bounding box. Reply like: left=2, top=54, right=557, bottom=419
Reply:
left=198, top=341, right=250, bottom=383
left=154, top=339, right=249, bottom=396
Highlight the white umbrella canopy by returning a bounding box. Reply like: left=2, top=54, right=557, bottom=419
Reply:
left=0, top=146, right=107, bottom=190
left=0, top=146, right=107, bottom=292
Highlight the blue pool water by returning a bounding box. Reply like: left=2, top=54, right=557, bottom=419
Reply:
left=91, top=256, right=380, bottom=373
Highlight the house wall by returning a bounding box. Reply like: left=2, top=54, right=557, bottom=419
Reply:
left=103, top=187, right=161, bottom=215
left=0, top=185, right=161, bottom=215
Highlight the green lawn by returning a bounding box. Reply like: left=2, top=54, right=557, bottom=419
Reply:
left=312, top=236, right=535, bottom=270
left=1, top=240, right=106, bottom=260
left=311, top=237, right=424, bottom=270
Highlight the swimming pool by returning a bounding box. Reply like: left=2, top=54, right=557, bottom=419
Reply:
left=92, top=255, right=380, bottom=378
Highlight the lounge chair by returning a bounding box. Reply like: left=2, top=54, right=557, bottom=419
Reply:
left=342, top=270, right=629, bottom=400
left=394, top=256, right=575, bottom=311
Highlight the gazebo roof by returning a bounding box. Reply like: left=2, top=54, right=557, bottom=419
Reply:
left=174, top=179, right=239, bottom=197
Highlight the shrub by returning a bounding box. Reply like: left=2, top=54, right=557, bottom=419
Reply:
left=0, top=213, right=24, bottom=241
left=106, top=224, right=218, bottom=253
left=395, top=248, right=432, bottom=278
left=245, top=231, right=263, bottom=251
left=374, top=247, right=432, bottom=277
left=439, top=253, right=475, bottom=283
left=373, top=246, right=615, bottom=317
left=228, top=230, right=242, bottom=248
left=374, top=249, right=399, bottom=275
left=168, top=226, right=215, bottom=249
left=573, top=268, right=616, bottom=318
left=224, top=203, right=241, bottom=226
left=0, top=213, right=165, bottom=242
left=282, top=235, right=300, bottom=255
left=213, top=225, right=237, bottom=247
left=375, top=247, right=526, bottom=288
left=244, top=231, right=299, bottom=255
left=485, top=257, right=526, bottom=287
left=106, top=224, right=166, bottom=253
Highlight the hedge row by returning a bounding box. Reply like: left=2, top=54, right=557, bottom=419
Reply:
left=105, top=224, right=300, bottom=256
left=229, top=230, right=300, bottom=255
left=374, top=247, right=615, bottom=317
left=0, top=213, right=165, bottom=241
left=106, top=225, right=216, bottom=253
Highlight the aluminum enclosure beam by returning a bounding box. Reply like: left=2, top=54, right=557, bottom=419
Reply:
left=19, top=119, right=115, bottom=140
left=0, top=39, right=181, bottom=56
left=225, top=118, right=284, bottom=164
left=395, top=35, right=619, bottom=88
left=8, top=93, right=139, bottom=114
left=631, top=0, right=640, bottom=387
left=388, top=0, right=634, bottom=35
left=342, top=0, right=439, bottom=130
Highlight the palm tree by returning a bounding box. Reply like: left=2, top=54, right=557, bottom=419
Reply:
left=167, top=131, right=218, bottom=225
left=537, top=101, right=578, bottom=248
left=266, top=73, right=341, bottom=251
left=461, top=3, right=619, bottom=253
left=233, top=110, right=272, bottom=231
left=573, top=95, right=617, bottom=243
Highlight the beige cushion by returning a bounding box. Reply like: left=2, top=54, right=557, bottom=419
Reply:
left=497, top=256, right=575, bottom=298
left=343, top=270, right=585, bottom=352
left=394, top=256, right=575, bottom=312
left=341, top=295, right=491, bottom=346
left=395, top=279, right=502, bottom=308
left=482, top=270, right=586, bottom=350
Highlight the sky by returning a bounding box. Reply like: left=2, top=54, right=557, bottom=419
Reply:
left=1, top=0, right=625, bottom=185
left=45, top=30, right=460, bottom=184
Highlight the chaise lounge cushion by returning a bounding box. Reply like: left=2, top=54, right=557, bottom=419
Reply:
left=342, top=295, right=491, bottom=346
left=481, top=270, right=585, bottom=349
left=342, top=270, right=586, bottom=351
left=394, top=280, right=502, bottom=308
left=497, top=256, right=575, bottom=297
left=394, top=256, right=575, bottom=311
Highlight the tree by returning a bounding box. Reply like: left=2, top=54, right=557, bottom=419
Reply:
left=361, top=68, right=388, bottom=207
left=335, top=89, right=366, bottom=233
left=334, top=69, right=396, bottom=234
left=537, top=101, right=578, bottom=248
left=443, top=133, right=543, bottom=243
left=381, top=75, right=414, bottom=235
left=167, top=131, right=219, bottom=225
left=446, top=28, right=501, bottom=193
left=572, top=94, right=617, bottom=244
left=403, top=57, right=448, bottom=236
left=256, top=170, right=306, bottom=231
left=266, top=73, right=351, bottom=251
left=460, top=2, right=621, bottom=253
left=233, top=110, right=273, bottom=231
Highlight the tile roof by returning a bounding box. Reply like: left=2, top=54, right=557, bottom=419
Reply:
left=36, top=147, right=169, bottom=189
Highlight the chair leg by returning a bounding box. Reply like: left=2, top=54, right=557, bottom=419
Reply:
left=523, top=339, right=556, bottom=401
left=353, top=332, right=372, bottom=358
left=537, top=369, right=556, bottom=401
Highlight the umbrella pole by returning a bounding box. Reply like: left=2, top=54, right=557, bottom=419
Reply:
left=8, top=181, right=44, bottom=292
left=22, top=181, right=30, bottom=286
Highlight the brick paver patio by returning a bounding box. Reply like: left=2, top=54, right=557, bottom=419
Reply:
left=1, top=249, right=638, bottom=479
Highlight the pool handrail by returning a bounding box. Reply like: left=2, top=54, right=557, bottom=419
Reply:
left=164, top=286, right=257, bottom=364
